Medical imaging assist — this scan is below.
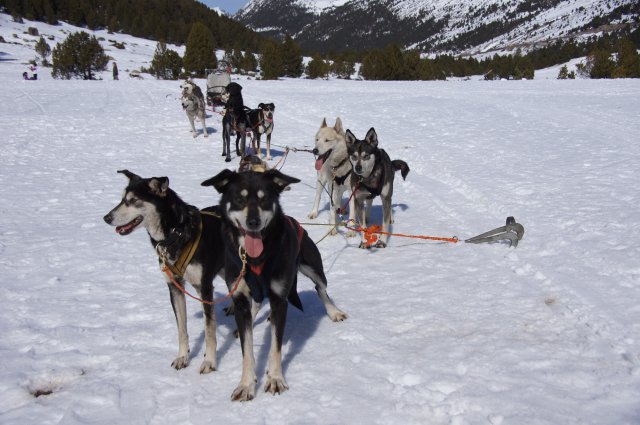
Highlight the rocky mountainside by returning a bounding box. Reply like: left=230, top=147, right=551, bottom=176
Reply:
left=236, top=0, right=639, bottom=54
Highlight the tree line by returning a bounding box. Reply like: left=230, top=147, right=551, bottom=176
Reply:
left=0, top=0, right=264, bottom=52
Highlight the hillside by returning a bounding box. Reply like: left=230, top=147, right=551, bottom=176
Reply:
left=236, top=0, right=640, bottom=54
left=0, top=0, right=264, bottom=52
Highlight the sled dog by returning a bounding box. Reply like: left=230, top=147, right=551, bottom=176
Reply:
left=222, top=82, right=247, bottom=162
left=181, top=79, right=205, bottom=103
left=346, top=128, right=410, bottom=248
left=246, top=102, right=275, bottom=160
left=182, top=91, right=208, bottom=138
left=308, top=118, right=356, bottom=234
left=103, top=170, right=224, bottom=373
left=201, top=169, right=347, bottom=401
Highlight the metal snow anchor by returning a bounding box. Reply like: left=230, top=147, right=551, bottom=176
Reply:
left=465, top=217, right=524, bottom=248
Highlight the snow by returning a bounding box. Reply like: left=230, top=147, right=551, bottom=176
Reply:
left=2, top=14, right=640, bottom=425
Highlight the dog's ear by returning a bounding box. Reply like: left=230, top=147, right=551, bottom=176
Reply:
left=117, top=169, right=141, bottom=183
left=258, top=102, right=265, bottom=108
left=149, top=177, right=169, bottom=197
left=269, top=103, right=275, bottom=109
left=364, top=128, right=378, bottom=148
left=201, top=169, right=237, bottom=193
left=264, top=169, right=300, bottom=193
left=321, top=118, right=328, bottom=128
left=345, top=129, right=357, bottom=148
left=334, top=117, right=344, bottom=133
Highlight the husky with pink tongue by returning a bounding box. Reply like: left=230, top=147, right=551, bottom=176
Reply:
left=308, top=118, right=356, bottom=235
left=201, top=169, right=347, bottom=402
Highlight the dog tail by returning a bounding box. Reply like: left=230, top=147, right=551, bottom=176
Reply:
left=392, top=160, right=410, bottom=180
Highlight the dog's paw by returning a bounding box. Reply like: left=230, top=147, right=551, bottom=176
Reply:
left=266, top=155, right=272, bottom=161
left=204, top=133, right=209, bottom=138
left=199, top=359, right=216, bottom=374
left=308, top=211, right=318, bottom=219
left=231, top=383, right=256, bottom=402
left=264, top=376, right=289, bottom=395
left=225, top=157, right=232, bottom=163
left=329, top=227, right=338, bottom=236
left=171, top=355, right=189, bottom=370
left=358, top=241, right=369, bottom=249
left=329, top=310, right=348, bottom=322
left=375, top=240, right=387, bottom=248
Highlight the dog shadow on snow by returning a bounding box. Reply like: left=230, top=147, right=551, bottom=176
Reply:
left=190, top=289, right=330, bottom=375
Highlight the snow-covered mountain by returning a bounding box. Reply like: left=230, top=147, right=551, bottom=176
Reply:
left=236, top=0, right=639, bottom=54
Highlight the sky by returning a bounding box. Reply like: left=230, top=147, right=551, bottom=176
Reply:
left=198, top=0, right=249, bottom=14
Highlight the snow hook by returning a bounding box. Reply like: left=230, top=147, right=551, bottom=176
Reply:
left=465, top=217, right=524, bottom=248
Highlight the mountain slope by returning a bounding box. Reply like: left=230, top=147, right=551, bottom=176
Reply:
left=236, top=0, right=640, bottom=53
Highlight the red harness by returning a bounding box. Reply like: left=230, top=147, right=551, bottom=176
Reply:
left=249, top=216, right=304, bottom=276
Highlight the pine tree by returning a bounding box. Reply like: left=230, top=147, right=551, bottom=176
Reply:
left=588, top=48, right=615, bottom=79
left=35, top=36, right=52, bottom=66
left=360, top=49, right=384, bottom=80
left=150, top=41, right=183, bottom=80
left=183, top=22, right=217, bottom=78
left=241, top=51, right=258, bottom=74
left=282, top=34, right=303, bottom=78
left=51, top=31, right=109, bottom=80
left=613, top=38, right=640, bottom=78
left=306, top=54, right=328, bottom=79
left=259, top=40, right=284, bottom=80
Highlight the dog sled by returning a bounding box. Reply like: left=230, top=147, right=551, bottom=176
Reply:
left=206, top=65, right=231, bottom=109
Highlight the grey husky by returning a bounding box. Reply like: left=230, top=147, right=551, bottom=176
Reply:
left=346, top=128, right=410, bottom=248
left=182, top=91, right=208, bottom=138
left=103, top=170, right=224, bottom=373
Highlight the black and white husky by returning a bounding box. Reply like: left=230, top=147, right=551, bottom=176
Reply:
left=246, top=102, right=275, bottom=160
left=346, top=128, right=410, bottom=248
left=308, top=118, right=356, bottom=234
left=103, top=170, right=224, bottom=373
left=201, top=169, right=347, bottom=401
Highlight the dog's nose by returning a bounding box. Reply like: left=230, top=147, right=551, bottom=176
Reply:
left=355, top=164, right=362, bottom=173
left=312, top=148, right=319, bottom=155
left=103, top=213, right=112, bottom=224
left=246, top=217, right=261, bottom=231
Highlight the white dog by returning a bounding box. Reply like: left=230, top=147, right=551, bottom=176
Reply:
left=308, top=118, right=355, bottom=234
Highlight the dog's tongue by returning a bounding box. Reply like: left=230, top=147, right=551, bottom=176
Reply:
left=244, top=232, right=263, bottom=258
left=315, top=156, right=325, bottom=171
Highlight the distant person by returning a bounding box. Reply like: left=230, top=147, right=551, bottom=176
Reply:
left=23, top=72, right=29, bottom=80
left=29, top=64, right=37, bottom=80
left=112, top=62, right=119, bottom=80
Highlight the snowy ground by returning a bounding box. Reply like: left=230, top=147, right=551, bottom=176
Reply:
left=2, top=14, right=640, bottom=425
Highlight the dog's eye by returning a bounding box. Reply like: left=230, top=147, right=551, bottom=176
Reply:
left=363, top=154, right=371, bottom=160
left=234, top=195, right=246, bottom=206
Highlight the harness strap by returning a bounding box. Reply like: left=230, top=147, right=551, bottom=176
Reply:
left=333, top=169, right=352, bottom=186
left=162, top=210, right=219, bottom=278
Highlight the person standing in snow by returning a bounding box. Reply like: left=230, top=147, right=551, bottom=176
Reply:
left=113, top=62, right=119, bottom=80
left=29, top=63, right=38, bottom=80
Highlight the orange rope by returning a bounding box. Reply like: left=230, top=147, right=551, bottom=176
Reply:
left=344, top=223, right=459, bottom=247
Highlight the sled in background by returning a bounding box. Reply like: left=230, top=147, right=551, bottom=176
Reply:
left=205, top=62, right=231, bottom=109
